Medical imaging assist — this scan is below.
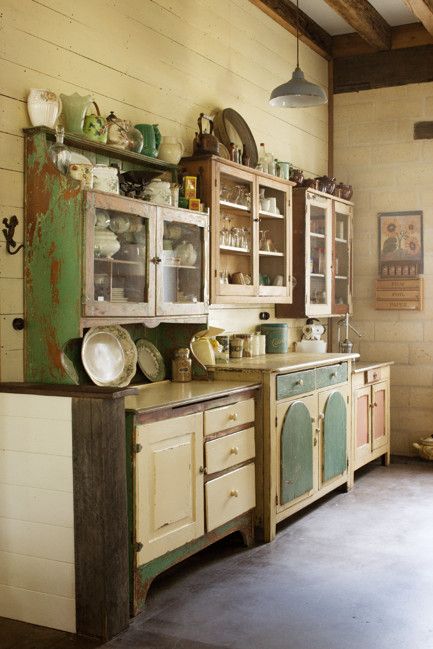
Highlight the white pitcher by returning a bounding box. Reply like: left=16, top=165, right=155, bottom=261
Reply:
left=27, top=89, right=61, bottom=128
left=157, top=136, right=184, bottom=164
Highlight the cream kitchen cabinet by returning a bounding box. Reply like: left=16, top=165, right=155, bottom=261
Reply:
left=276, top=188, right=353, bottom=318
left=181, top=155, right=294, bottom=304
left=352, top=363, right=391, bottom=472
left=127, top=384, right=259, bottom=613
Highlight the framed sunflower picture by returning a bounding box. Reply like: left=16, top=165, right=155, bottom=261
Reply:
left=378, top=211, right=423, bottom=277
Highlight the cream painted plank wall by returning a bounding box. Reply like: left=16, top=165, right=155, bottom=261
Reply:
left=0, top=0, right=328, bottom=379
left=0, top=394, right=75, bottom=631
left=334, top=83, right=433, bottom=456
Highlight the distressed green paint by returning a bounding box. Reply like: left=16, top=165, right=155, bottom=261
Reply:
left=280, top=401, right=313, bottom=505
left=276, top=369, right=315, bottom=400
left=133, top=512, right=252, bottom=612
left=125, top=412, right=135, bottom=612
left=322, top=391, right=347, bottom=482
left=316, top=363, right=348, bottom=389
left=25, top=130, right=83, bottom=383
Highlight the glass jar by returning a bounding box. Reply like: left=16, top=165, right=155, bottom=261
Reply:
left=172, top=348, right=192, bottom=382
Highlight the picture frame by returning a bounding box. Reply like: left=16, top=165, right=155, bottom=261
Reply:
left=378, top=210, right=423, bottom=277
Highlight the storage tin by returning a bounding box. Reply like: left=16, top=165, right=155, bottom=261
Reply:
left=260, top=323, right=288, bottom=354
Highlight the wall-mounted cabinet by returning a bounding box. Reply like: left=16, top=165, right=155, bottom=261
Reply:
left=181, top=156, right=293, bottom=305
left=24, top=127, right=208, bottom=383
left=276, top=188, right=353, bottom=318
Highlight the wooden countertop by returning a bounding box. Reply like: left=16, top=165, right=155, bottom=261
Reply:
left=352, top=361, right=394, bottom=374
left=124, top=379, right=260, bottom=413
left=208, top=352, right=359, bottom=374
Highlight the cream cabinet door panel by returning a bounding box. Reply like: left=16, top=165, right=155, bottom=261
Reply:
left=136, top=413, right=204, bottom=564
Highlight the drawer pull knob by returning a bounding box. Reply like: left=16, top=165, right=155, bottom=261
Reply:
left=331, top=372, right=337, bottom=379
left=230, top=489, right=239, bottom=497
left=230, top=446, right=239, bottom=455
left=373, top=373, right=378, bottom=380
left=296, top=379, right=304, bottom=386
left=228, top=412, right=238, bottom=421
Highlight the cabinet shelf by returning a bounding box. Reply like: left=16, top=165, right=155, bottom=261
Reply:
left=259, top=210, right=284, bottom=219
left=311, top=232, right=325, bottom=239
left=259, top=250, right=284, bottom=257
left=220, top=245, right=251, bottom=255
left=335, top=237, right=348, bottom=244
left=311, top=272, right=325, bottom=277
left=335, top=275, right=348, bottom=280
left=219, top=200, right=250, bottom=212
left=95, top=257, right=144, bottom=266
left=162, top=263, right=198, bottom=270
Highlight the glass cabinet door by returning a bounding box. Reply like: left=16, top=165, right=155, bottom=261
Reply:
left=334, top=201, right=352, bottom=313
left=83, top=193, right=156, bottom=317
left=215, top=165, right=256, bottom=299
left=257, top=177, right=292, bottom=300
left=156, top=207, right=208, bottom=316
left=305, top=192, right=332, bottom=315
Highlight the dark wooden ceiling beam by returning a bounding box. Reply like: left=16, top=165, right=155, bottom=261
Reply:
left=333, top=22, right=433, bottom=58
left=403, top=0, right=433, bottom=37
left=249, top=0, right=333, bottom=59
left=324, top=0, right=391, bottom=50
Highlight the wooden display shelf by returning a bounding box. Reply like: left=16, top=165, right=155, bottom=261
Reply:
left=220, top=245, right=251, bottom=254
left=219, top=200, right=250, bottom=212
left=259, top=210, right=284, bottom=219
left=259, top=250, right=284, bottom=257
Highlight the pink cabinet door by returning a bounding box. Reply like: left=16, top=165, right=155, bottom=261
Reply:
left=355, top=386, right=370, bottom=449
left=372, top=381, right=388, bottom=450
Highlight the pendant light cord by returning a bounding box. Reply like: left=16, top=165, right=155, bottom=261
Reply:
left=296, top=0, right=299, bottom=68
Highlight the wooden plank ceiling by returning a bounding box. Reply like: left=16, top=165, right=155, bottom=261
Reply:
left=250, top=0, right=433, bottom=92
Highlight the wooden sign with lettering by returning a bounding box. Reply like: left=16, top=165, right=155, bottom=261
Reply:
left=375, top=277, right=423, bottom=310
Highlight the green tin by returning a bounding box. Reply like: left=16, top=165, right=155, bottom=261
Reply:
left=260, top=323, right=288, bottom=354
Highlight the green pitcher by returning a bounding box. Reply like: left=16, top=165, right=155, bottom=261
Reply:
left=134, top=124, right=161, bottom=157
left=83, top=102, right=108, bottom=143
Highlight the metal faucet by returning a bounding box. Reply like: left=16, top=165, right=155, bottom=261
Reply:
left=337, top=313, right=361, bottom=354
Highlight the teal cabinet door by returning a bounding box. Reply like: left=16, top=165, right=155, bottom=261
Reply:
left=280, top=400, right=314, bottom=505
left=321, top=390, right=347, bottom=482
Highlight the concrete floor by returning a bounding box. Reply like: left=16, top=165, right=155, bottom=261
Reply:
left=2, top=460, right=433, bottom=649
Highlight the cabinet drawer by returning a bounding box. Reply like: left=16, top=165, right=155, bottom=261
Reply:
left=205, top=427, right=255, bottom=474
left=205, top=463, right=255, bottom=532
left=316, top=363, right=348, bottom=389
left=204, top=398, right=255, bottom=435
left=276, top=369, right=315, bottom=400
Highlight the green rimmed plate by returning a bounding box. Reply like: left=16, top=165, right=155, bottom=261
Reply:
left=136, top=339, right=166, bottom=382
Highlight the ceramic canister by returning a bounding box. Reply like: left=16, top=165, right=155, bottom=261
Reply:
left=260, top=323, right=289, bottom=354
left=93, top=165, right=119, bottom=194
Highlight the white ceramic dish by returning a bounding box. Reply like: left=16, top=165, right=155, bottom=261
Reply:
left=136, top=339, right=166, bottom=382
left=70, top=152, right=92, bottom=165
left=82, top=325, right=137, bottom=387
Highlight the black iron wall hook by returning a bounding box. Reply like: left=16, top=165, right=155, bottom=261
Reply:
left=2, top=215, right=24, bottom=255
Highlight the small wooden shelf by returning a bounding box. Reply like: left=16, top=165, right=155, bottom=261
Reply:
left=219, top=200, right=250, bottom=212
left=335, top=275, right=348, bottom=280
left=162, top=264, right=198, bottom=270
left=310, top=232, right=325, bottom=239
left=95, top=257, right=144, bottom=266
left=259, top=210, right=284, bottom=219
left=335, top=237, right=348, bottom=244
left=311, top=272, right=325, bottom=277
left=220, top=245, right=251, bottom=255
left=259, top=250, right=284, bottom=257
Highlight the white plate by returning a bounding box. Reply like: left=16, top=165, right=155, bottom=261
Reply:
left=136, top=339, right=166, bottom=382
left=82, top=325, right=137, bottom=387
left=70, top=152, right=92, bottom=164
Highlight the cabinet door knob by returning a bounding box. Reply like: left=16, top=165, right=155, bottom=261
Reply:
left=296, top=379, right=304, bottom=386
left=151, top=256, right=161, bottom=264
left=314, top=437, right=318, bottom=446
left=319, top=413, right=325, bottom=420
left=228, top=412, right=238, bottom=421
left=373, top=402, right=378, bottom=407
left=230, top=489, right=239, bottom=497
left=199, top=465, right=207, bottom=474
left=311, top=417, right=315, bottom=424
left=230, top=446, right=239, bottom=455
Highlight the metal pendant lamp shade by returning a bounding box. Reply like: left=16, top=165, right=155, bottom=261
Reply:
left=269, top=0, right=327, bottom=108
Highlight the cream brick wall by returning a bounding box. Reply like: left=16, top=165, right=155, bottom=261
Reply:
left=0, top=0, right=329, bottom=380
left=335, top=83, right=433, bottom=455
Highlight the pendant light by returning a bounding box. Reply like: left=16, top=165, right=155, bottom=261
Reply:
left=269, top=0, right=327, bottom=108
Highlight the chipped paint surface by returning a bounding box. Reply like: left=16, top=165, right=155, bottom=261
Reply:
left=25, top=131, right=84, bottom=383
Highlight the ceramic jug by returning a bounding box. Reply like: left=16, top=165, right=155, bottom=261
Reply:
left=158, top=136, right=185, bottom=164
left=27, top=89, right=61, bottom=128
left=83, top=102, right=108, bottom=144
left=60, top=92, right=93, bottom=134
left=134, top=124, right=161, bottom=157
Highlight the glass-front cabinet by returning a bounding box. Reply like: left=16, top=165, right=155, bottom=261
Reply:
left=83, top=192, right=208, bottom=319
left=276, top=188, right=353, bottom=319
left=181, top=156, right=293, bottom=305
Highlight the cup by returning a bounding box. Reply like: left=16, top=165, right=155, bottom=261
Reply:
left=273, top=274, right=284, bottom=286
left=231, top=272, right=245, bottom=285
left=237, top=333, right=253, bottom=357
left=277, top=161, right=290, bottom=180
left=229, top=337, right=244, bottom=358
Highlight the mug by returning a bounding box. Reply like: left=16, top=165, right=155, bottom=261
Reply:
left=273, top=275, right=284, bottom=286
left=231, top=272, right=246, bottom=285
left=268, top=197, right=277, bottom=213
left=260, top=197, right=271, bottom=212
